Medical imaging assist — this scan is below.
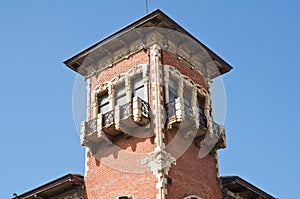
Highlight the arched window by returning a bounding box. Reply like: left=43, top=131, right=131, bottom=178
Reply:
left=183, top=195, right=202, bottom=199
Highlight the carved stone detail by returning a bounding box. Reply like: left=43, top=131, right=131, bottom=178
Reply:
left=164, top=65, right=208, bottom=100
left=141, top=149, right=176, bottom=174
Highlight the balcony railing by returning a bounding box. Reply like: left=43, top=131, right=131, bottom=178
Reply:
left=86, top=117, right=97, bottom=135
left=164, top=97, right=227, bottom=145
left=120, top=102, right=132, bottom=119
left=166, top=98, right=207, bottom=130
left=212, top=121, right=226, bottom=149
left=116, top=97, right=151, bottom=132
left=102, top=110, right=114, bottom=127
left=81, top=96, right=151, bottom=146
left=212, top=122, right=221, bottom=137
left=140, top=98, right=150, bottom=118
left=132, top=96, right=150, bottom=126
left=184, top=103, right=194, bottom=121
left=166, top=100, right=176, bottom=119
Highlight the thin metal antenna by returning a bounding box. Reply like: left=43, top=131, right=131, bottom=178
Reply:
left=146, top=0, right=149, bottom=14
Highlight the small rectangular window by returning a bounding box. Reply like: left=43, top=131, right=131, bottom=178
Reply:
left=197, top=95, right=205, bottom=113
left=168, top=78, right=177, bottom=102
left=197, top=95, right=207, bottom=128
left=132, top=75, right=144, bottom=99
left=98, top=92, right=110, bottom=113
left=183, top=86, right=192, bottom=107
left=115, top=83, right=126, bottom=106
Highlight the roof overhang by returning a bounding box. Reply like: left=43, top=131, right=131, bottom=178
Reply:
left=12, top=174, right=84, bottom=199
left=64, top=9, right=233, bottom=79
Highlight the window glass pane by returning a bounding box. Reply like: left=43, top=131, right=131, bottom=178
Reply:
left=169, top=89, right=176, bottom=102
left=183, top=97, right=191, bottom=107
left=169, top=78, right=177, bottom=90
left=133, top=76, right=143, bottom=90
left=197, top=95, right=205, bottom=118
left=116, top=84, right=126, bottom=98
left=116, top=96, right=126, bottom=106
left=183, top=86, right=191, bottom=106
left=134, top=87, right=144, bottom=99
left=197, top=95, right=205, bottom=108
left=98, top=92, right=109, bottom=113
left=100, top=103, right=110, bottom=113
left=132, top=75, right=144, bottom=99
left=198, top=107, right=204, bottom=114
left=168, top=78, right=177, bottom=102
left=99, top=93, right=109, bottom=104
left=115, top=83, right=126, bottom=105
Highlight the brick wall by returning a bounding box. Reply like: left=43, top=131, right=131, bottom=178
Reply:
left=85, top=49, right=157, bottom=199
left=161, top=50, right=208, bottom=90
left=165, top=130, right=222, bottom=199
left=90, top=50, right=150, bottom=91
left=162, top=50, right=222, bottom=199
left=85, top=134, right=157, bottom=199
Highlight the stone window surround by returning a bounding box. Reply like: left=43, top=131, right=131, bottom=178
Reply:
left=163, top=65, right=211, bottom=120
left=90, top=64, right=212, bottom=122
left=90, top=64, right=149, bottom=120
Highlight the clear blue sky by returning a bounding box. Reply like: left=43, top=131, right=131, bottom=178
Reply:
left=1, top=1, right=299, bottom=198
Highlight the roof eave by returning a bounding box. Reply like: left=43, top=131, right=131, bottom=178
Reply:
left=63, top=9, right=233, bottom=76
left=12, top=174, right=84, bottom=199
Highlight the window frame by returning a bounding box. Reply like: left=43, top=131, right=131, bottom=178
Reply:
left=97, top=91, right=110, bottom=114
left=197, top=94, right=205, bottom=115
left=132, top=74, right=144, bottom=100
left=115, top=82, right=127, bottom=106
left=168, top=76, right=178, bottom=103
left=183, top=83, right=192, bottom=107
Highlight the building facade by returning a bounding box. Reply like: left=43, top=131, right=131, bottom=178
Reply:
left=13, top=10, right=276, bottom=199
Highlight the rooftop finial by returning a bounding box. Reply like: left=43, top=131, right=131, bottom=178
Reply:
left=146, top=0, right=149, bottom=14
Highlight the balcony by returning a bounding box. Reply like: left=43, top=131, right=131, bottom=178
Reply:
left=165, top=97, right=207, bottom=137
left=165, top=97, right=227, bottom=149
left=117, top=96, right=151, bottom=133
left=80, top=97, right=151, bottom=147
left=166, top=98, right=192, bottom=128
left=82, top=117, right=98, bottom=143
left=80, top=111, right=120, bottom=147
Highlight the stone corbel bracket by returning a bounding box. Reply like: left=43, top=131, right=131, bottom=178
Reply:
left=141, top=149, right=176, bottom=174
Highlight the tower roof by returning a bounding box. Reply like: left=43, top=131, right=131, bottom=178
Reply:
left=64, top=9, right=232, bottom=78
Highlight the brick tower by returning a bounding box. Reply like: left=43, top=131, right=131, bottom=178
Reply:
left=64, top=10, right=232, bottom=199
